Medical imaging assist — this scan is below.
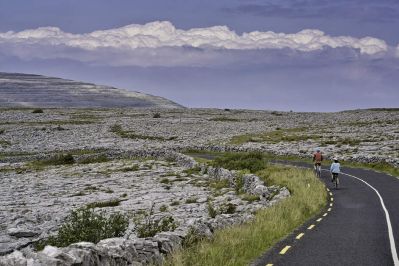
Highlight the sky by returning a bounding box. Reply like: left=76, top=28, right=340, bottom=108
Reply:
left=0, top=0, right=398, bottom=111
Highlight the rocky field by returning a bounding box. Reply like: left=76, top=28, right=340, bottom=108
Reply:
left=0, top=107, right=398, bottom=265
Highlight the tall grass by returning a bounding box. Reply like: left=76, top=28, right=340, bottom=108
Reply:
left=166, top=164, right=327, bottom=266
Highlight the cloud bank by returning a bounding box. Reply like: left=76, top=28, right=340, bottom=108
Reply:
left=0, top=21, right=392, bottom=67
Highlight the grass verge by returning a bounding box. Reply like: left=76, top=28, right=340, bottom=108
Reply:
left=165, top=162, right=327, bottom=266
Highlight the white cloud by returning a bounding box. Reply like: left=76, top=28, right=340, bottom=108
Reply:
left=0, top=21, right=390, bottom=66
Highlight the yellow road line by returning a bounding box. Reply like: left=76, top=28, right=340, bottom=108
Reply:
left=330, top=203, right=333, bottom=207
left=296, top=233, right=305, bottom=239
left=266, top=264, right=273, bottom=266
left=328, top=208, right=332, bottom=212
left=280, top=246, right=291, bottom=254
left=331, top=197, right=334, bottom=201
left=308, top=224, right=315, bottom=230
left=327, top=188, right=330, bottom=192
left=316, top=218, right=322, bottom=222
left=323, top=213, right=328, bottom=217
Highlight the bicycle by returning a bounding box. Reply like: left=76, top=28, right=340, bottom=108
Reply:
left=332, top=173, right=339, bottom=189
left=314, top=163, right=321, bottom=178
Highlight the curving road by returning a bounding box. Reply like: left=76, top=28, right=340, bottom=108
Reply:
left=254, top=164, right=399, bottom=266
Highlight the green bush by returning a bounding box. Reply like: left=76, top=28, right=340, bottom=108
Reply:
left=207, top=202, right=218, bottom=218
left=32, top=108, right=44, bottom=113
left=153, top=113, right=161, bottom=118
left=32, top=154, right=75, bottom=167
left=79, top=155, right=109, bottom=164
left=86, top=199, right=121, bottom=209
left=35, top=207, right=128, bottom=250
left=212, top=152, right=267, bottom=173
left=134, top=204, right=178, bottom=238
left=185, top=197, right=198, bottom=204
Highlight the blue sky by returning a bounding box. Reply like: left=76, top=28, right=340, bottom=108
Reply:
left=0, top=0, right=398, bottom=111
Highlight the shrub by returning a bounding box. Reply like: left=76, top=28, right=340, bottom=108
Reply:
left=160, top=178, right=170, bottom=184
left=86, top=199, right=121, bottom=209
left=220, top=202, right=236, bottom=214
left=120, top=165, right=139, bottom=172
left=241, top=194, right=260, bottom=202
left=212, top=152, right=267, bottom=173
left=182, top=227, right=207, bottom=248
left=209, top=179, right=230, bottom=190
left=32, top=108, right=44, bottom=113
left=0, top=129, right=4, bottom=134
left=134, top=204, right=178, bottom=238
left=153, top=113, right=161, bottom=118
left=207, top=202, right=218, bottom=218
left=185, top=197, right=198, bottom=204
left=159, top=205, right=168, bottom=212
left=32, top=154, right=75, bottom=167
left=183, top=166, right=202, bottom=176
left=79, top=155, right=109, bottom=164
left=34, top=207, right=128, bottom=250
left=170, top=201, right=180, bottom=206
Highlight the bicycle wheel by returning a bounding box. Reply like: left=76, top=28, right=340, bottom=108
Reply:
left=335, top=175, right=339, bottom=189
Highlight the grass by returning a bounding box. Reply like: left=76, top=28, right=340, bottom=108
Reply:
left=79, top=155, right=109, bottom=164
left=86, top=199, right=122, bottom=209
left=0, top=140, right=11, bottom=147
left=209, top=117, right=241, bottom=122
left=29, top=154, right=75, bottom=169
left=185, top=197, right=198, bottom=204
left=229, top=127, right=316, bottom=145
left=212, top=152, right=268, bottom=173
left=166, top=164, right=327, bottom=266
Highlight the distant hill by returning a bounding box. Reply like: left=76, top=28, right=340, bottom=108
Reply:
left=0, top=72, right=183, bottom=108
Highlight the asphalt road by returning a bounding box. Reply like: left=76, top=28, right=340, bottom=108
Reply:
left=254, top=164, right=399, bottom=266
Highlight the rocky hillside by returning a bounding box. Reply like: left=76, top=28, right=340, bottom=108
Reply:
left=0, top=72, right=183, bottom=108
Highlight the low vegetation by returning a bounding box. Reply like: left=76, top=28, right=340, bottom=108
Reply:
left=29, top=154, right=75, bottom=168
left=86, top=199, right=122, bottom=209
left=35, top=207, right=128, bottom=250
left=166, top=158, right=327, bottom=266
left=110, top=123, right=176, bottom=141
left=134, top=204, right=178, bottom=238
left=32, top=108, right=44, bottom=113
left=230, top=127, right=319, bottom=145
left=212, top=152, right=267, bottom=173
left=209, top=117, right=241, bottom=122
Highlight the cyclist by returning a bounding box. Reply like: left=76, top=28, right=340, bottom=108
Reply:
left=313, top=149, right=323, bottom=175
left=330, top=157, right=341, bottom=183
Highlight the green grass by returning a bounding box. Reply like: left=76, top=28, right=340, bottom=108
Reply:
left=229, top=127, right=316, bottom=145
left=212, top=152, right=268, bottom=173
left=86, top=199, right=122, bottom=209
left=79, top=155, right=109, bottom=164
left=166, top=164, right=327, bottom=266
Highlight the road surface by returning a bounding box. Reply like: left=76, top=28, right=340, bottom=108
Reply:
left=254, top=164, right=399, bottom=266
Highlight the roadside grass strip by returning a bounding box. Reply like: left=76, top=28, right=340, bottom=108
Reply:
left=166, top=164, right=327, bottom=266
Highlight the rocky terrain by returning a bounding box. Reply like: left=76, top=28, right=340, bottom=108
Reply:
left=0, top=73, right=182, bottom=109
left=0, top=107, right=398, bottom=265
